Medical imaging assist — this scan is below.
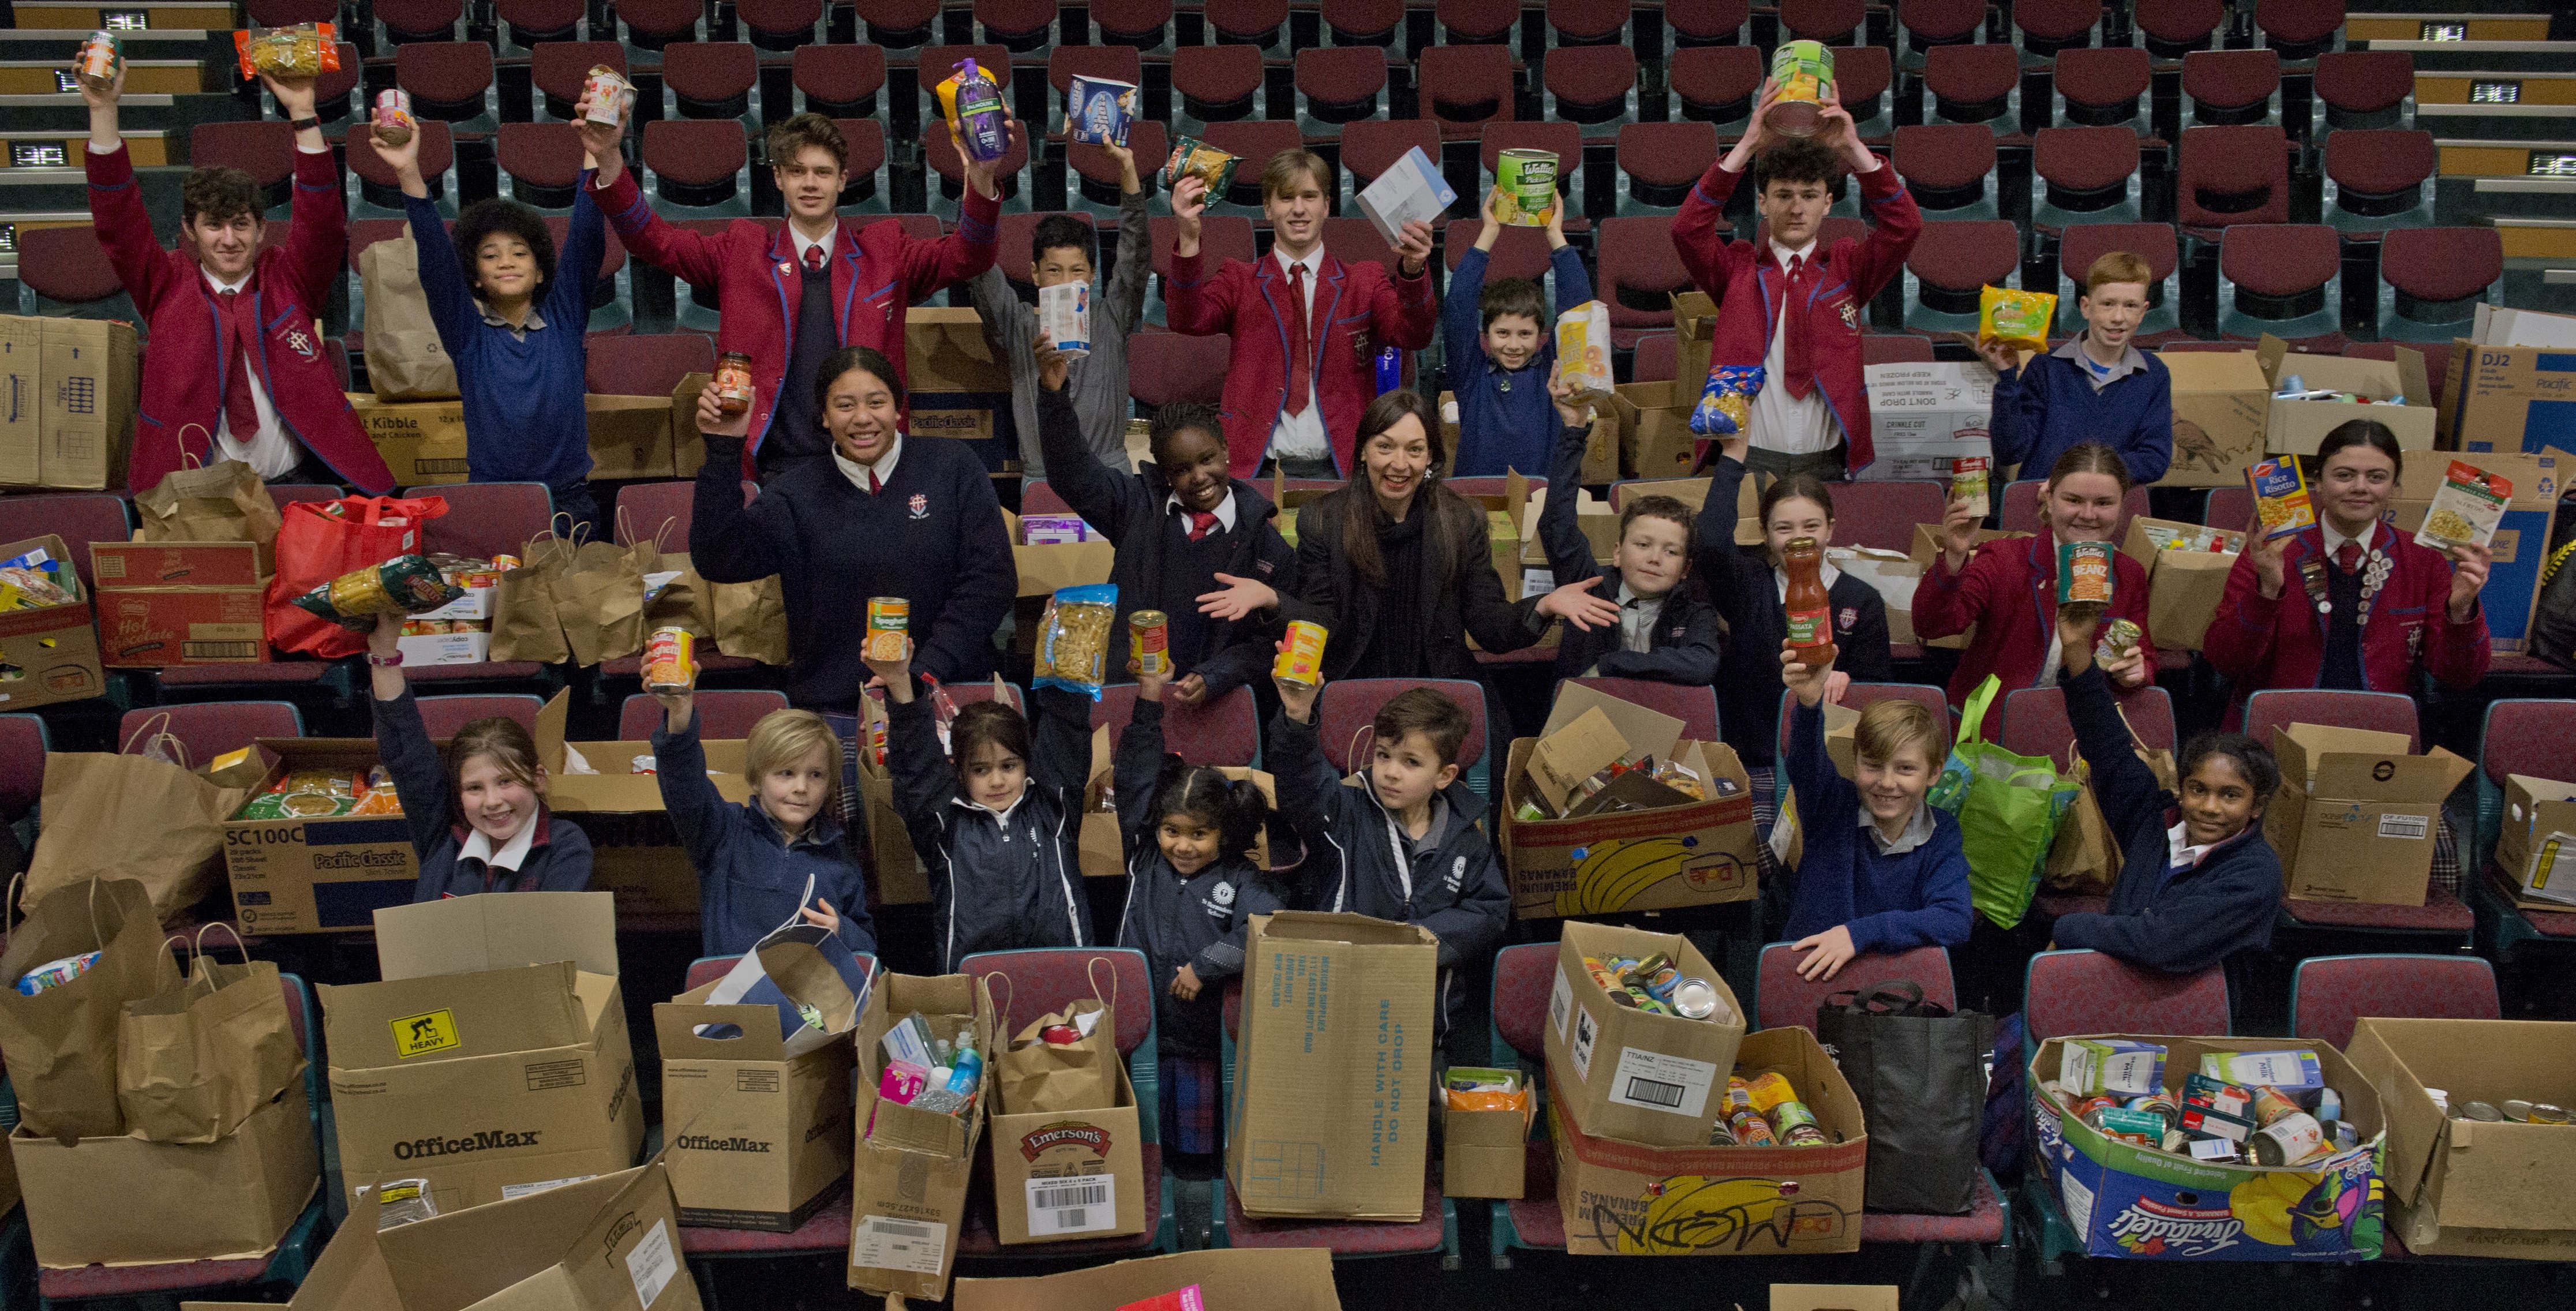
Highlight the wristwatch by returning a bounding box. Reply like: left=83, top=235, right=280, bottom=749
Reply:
left=366, top=650, right=404, bottom=667
left=289, top=115, right=320, bottom=132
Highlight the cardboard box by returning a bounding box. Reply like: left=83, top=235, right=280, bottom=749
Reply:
left=1499, top=684, right=1761, bottom=919
left=1774, top=1288, right=1898, bottom=1311
left=2118, top=516, right=2241, bottom=653
left=538, top=689, right=750, bottom=916
left=1908, top=524, right=2031, bottom=651
left=1442, top=1074, right=1534, bottom=1200
left=2264, top=722, right=2473, bottom=905
left=318, top=893, right=645, bottom=1211
left=1612, top=380, right=1702, bottom=479
left=952, top=1249, right=1341, bottom=1311
left=220, top=737, right=421, bottom=934
left=2383, top=496, right=2549, bottom=653
left=373, top=1158, right=701, bottom=1311
left=1861, top=361, right=1995, bottom=481
left=1541, top=921, right=1746, bottom=1147
left=0, top=533, right=105, bottom=710
left=2444, top=341, right=2576, bottom=455
left=990, top=1062, right=1148, bottom=1245
left=354, top=381, right=710, bottom=487
left=2158, top=349, right=2270, bottom=487
left=181, top=1189, right=400, bottom=1311
left=11, top=1081, right=319, bottom=1269
left=2346, top=1016, right=2576, bottom=1260
left=1672, top=291, right=1717, bottom=397
left=849, top=971, right=993, bottom=1301
left=1226, top=912, right=1438, bottom=1222
left=0, top=315, right=137, bottom=491
left=2473, top=305, right=2576, bottom=349
left=90, top=540, right=269, bottom=666
left=2029, top=1034, right=2384, bottom=1261
left=398, top=628, right=492, bottom=666
left=908, top=306, right=1018, bottom=474
left=1548, top=1025, right=1863, bottom=1255
left=654, top=928, right=864, bottom=1231
left=1444, top=388, right=1616, bottom=484
left=850, top=688, right=931, bottom=905
left=2493, top=774, right=2576, bottom=907
left=2256, top=336, right=2435, bottom=456
left=1518, top=486, right=1623, bottom=567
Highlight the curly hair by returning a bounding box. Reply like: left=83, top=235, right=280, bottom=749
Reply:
left=1148, top=400, right=1223, bottom=467
left=181, top=166, right=263, bottom=229
left=1751, top=137, right=1849, bottom=201
left=450, top=197, right=557, bottom=296
left=764, top=113, right=848, bottom=173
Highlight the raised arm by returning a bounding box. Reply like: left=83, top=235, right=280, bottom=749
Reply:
left=896, top=184, right=1001, bottom=302
left=1692, top=454, right=1768, bottom=599
left=2060, top=661, right=2171, bottom=848
left=1111, top=694, right=1169, bottom=857
left=1442, top=245, right=1492, bottom=389
left=549, top=167, right=606, bottom=320
left=1537, top=424, right=1608, bottom=587
left=80, top=70, right=184, bottom=311
left=402, top=186, right=479, bottom=355
left=267, top=78, right=342, bottom=306
left=882, top=679, right=960, bottom=844
left=649, top=702, right=741, bottom=874
left=1365, top=252, right=1440, bottom=351
left=1104, top=163, right=1153, bottom=332
left=1031, top=366, right=1141, bottom=540
left=1162, top=176, right=1241, bottom=336
left=590, top=158, right=732, bottom=291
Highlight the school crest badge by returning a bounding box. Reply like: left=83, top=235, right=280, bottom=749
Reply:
left=908, top=493, right=928, bottom=519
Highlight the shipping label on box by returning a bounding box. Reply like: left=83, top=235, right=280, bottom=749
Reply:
left=1861, top=361, right=1996, bottom=480
left=2159, top=350, right=2270, bottom=487
left=1542, top=921, right=1745, bottom=1148
left=98, top=585, right=268, bottom=666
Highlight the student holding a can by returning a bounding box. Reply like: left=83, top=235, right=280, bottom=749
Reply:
left=1166, top=149, right=1441, bottom=479
left=377, top=111, right=606, bottom=538
left=1443, top=184, right=1594, bottom=478
left=1028, top=339, right=1296, bottom=708
left=969, top=134, right=1152, bottom=478
left=1671, top=78, right=1922, bottom=482
left=78, top=58, right=396, bottom=494
left=2202, top=419, right=2492, bottom=728
left=1916, top=443, right=2157, bottom=737
left=578, top=104, right=1011, bottom=482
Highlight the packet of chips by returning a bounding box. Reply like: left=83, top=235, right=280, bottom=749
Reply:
left=291, top=554, right=465, bottom=630
left=1031, top=583, right=1120, bottom=699
left=1691, top=364, right=1767, bottom=437
left=1163, top=136, right=1241, bottom=195
left=349, top=765, right=403, bottom=816
left=1978, top=284, right=2057, bottom=355
left=234, top=23, right=339, bottom=83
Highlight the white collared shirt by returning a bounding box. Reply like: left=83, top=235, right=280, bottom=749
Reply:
left=1165, top=488, right=1240, bottom=532
left=2321, top=518, right=2380, bottom=564
left=1860, top=801, right=1936, bottom=856
left=1748, top=237, right=1838, bottom=457
left=202, top=267, right=300, bottom=479
left=458, top=819, right=538, bottom=874
left=790, top=225, right=835, bottom=269
left=1266, top=245, right=1331, bottom=462
left=2165, top=820, right=2216, bottom=877
left=1771, top=559, right=1844, bottom=603
left=1616, top=583, right=1667, bottom=654
left=835, top=437, right=904, bottom=493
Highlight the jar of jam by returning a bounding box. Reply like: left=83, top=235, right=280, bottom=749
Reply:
left=711, top=353, right=755, bottom=416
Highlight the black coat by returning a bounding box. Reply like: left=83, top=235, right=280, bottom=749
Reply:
left=887, top=681, right=1095, bottom=970
left=1534, top=422, right=1723, bottom=684
left=1281, top=482, right=1541, bottom=680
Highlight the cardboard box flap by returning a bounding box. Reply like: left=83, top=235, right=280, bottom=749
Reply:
left=1537, top=681, right=1684, bottom=762
left=662, top=919, right=868, bottom=1059
left=182, top=1192, right=395, bottom=1311
left=2273, top=723, right=2474, bottom=800
left=953, top=1248, right=1341, bottom=1311
left=374, top=890, right=620, bottom=981
left=1773, top=1287, right=1900, bottom=1311
left=375, top=1160, right=682, bottom=1311
left=321, top=961, right=594, bottom=1067
left=535, top=688, right=575, bottom=776
left=1249, top=909, right=1439, bottom=949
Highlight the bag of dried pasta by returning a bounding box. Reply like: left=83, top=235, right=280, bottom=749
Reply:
left=1031, top=583, right=1120, bottom=699
left=233, top=23, right=339, bottom=83
left=1978, top=284, right=2057, bottom=355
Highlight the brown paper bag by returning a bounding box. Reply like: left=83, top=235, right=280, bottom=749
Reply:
left=990, top=962, right=1121, bottom=1117
left=0, top=878, right=173, bottom=1141
left=1076, top=725, right=1124, bottom=879
left=557, top=531, right=654, bottom=666
left=489, top=527, right=575, bottom=664
left=2043, top=709, right=2177, bottom=894
left=133, top=459, right=286, bottom=575
left=358, top=233, right=460, bottom=400
left=117, top=924, right=303, bottom=1144
left=645, top=556, right=717, bottom=636
left=25, top=726, right=253, bottom=920
left=712, top=574, right=790, bottom=665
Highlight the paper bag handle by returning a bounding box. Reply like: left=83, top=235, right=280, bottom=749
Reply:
left=4, top=871, right=19, bottom=937
left=193, top=920, right=252, bottom=967
left=1086, top=954, right=1119, bottom=1017
left=987, top=970, right=1017, bottom=1036
left=155, top=934, right=189, bottom=990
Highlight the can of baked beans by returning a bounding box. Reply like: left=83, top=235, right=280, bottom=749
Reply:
left=1130, top=609, right=1169, bottom=677
left=1274, top=620, right=1328, bottom=686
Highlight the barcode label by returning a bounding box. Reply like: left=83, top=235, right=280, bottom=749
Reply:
left=1548, top=968, right=1572, bottom=1042
left=623, top=1219, right=676, bottom=1308
left=182, top=640, right=260, bottom=660
left=852, top=1215, right=949, bottom=1274
left=1025, top=1176, right=1116, bottom=1235
left=2377, top=813, right=2431, bottom=840
left=1606, top=1046, right=1718, bottom=1117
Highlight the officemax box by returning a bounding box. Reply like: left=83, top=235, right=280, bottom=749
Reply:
left=2030, top=1034, right=2383, bottom=1261
left=2346, top=1016, right=2576, bottom=1260
left=221, top=737, right=421, bottom=934
left=2492, top=774, right=2576, bottom=907
left=318, top=893, right=645, bottom=1212
left=1548, top=1025, right=1863, bottom=1256
left=2263, top=723, right=2474, bottom=906
left=1542, top=921, right=1746, bottom=1148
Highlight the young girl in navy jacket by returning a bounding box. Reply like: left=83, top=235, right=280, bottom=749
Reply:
left=1113, top=658, right=1285, bottom=1155
left=865, top=642, right=1092, bottom=971
left=367, top=613, right=592, bottom=899
left=651, top=680, right=877, bottom=960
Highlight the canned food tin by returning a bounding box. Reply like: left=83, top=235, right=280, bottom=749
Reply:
left=2530, top=1103, right=2572, bottom=1125
left=74, top=29, right=121, bottom=93
left=1669, top=976, right=1721, bottom=1020
left=2070, top=1095, right=2119, bottom=1122
left=1130, top=609, right=1170, bottom=677
left=866, top=596, right=911, bottom=663
left=2251, top=1112, right=2326, bottom=1166
left=2250, top=1085, right=2304, bottom=1128
left=1723, top=1076, right=1755, bottom=1115
left=712, top=352, right=756, bottom=415
left=642, top=627, right=694, bottom=693
left=1274, top=620, right=1328, bottom=686
left=2463, top=1100, right=2505, bottom=1122
left=1766, top=40, right=1836, bottom=137
left=1708, top=1116, right=1738, bottom=1146
left=1769, top=1099, right=1828, bottom=1146
left=2057, top=540, right=2116, bottom=612
left=583, top=65, right=637, bottom=128
left=1728, top=1107, right=1776, bottom=1147
left=373, top=88, right=415, bottom=147
left=1742, top=1070, right=1798, bottom=1113
left=2124, top=1093, right=2180, bottom=1133
left=2502, top=1098, right=2534, bottom=1122
left=1494, top=148, right=1558, bottom=227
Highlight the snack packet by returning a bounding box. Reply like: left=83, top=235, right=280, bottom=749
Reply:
left=1553, top=300, right=1612, bottom=394
left=2415, top=459, right=2511, bottom=553
left=1978, top=284, right=2057, bottom=355
left=1690, top=364, right=1766, bottom=437
left=1163, top=136, right=1240, bottom=194
left=1032, top=583, right=1120, bottom=699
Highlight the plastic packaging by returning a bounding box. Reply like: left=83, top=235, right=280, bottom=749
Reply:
left=1978, top=284, right=2058, bottom=355
left=937, top=59, right=1009, bottom=163
left=291, top=555, right=465, bottom=629
left=1553, top=301, right=1613, bottom=394
left=1163, top=135, right=1241, bottom=194
left=1032, top=583, right=1121, bottom=698
left=1690, top=364, right=1766, bottom=438
left=234, top=23, right=339, bottom=83
left=16, top=950, right=100, bottom=996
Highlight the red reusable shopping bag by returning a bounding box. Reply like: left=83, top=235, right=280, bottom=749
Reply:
left=264, top=495, right=451, bottom=658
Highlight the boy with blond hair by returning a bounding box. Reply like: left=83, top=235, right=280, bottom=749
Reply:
left=1980, top=250, right=2175, bottom=484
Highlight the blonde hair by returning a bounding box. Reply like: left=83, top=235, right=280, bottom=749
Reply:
left=744, top=709, right=842, bottom=815
left=1260, top=148, right=1330, bottom=203
left=2083, top=250, right=2154, bottom=294
left=1853, top=699, right=1943, bottom=769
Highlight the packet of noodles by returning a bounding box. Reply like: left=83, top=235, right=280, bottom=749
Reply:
left=1691, top=364, right=1767, bottom=437
left=1978, top=284, right=2057, bottom=355
left=234, top=23, right=339, bottom=83
left=1031, top=583, right=1120, bottom=699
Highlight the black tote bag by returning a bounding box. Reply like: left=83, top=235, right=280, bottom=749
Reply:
left=1817, top=982, right=1993, bottom=1215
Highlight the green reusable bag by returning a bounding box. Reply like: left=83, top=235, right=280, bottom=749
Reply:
left=1927, top=676, right=2079, bottom=931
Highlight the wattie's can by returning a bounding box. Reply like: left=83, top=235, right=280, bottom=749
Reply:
left=642, top=628, right=694, bottom=693
left=866, top=596, right=911, bottom=662
left=73, top=29, right=121, bottom=93
left=1766, top=41, right=1835, bottom=137
left=1130, top=609, right=1170, bottom=677
left=1274, top=620, right=1328, bottom=686
left=1494, top=148, right=1559, bottom=226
